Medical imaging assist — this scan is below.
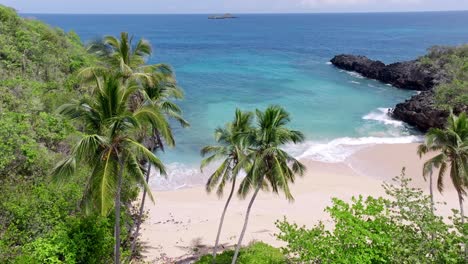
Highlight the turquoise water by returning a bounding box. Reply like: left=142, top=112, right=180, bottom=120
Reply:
left=33, top=12, right=468, bottom=189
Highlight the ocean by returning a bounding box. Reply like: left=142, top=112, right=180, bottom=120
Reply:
left=32, top=12, right=468, bottom=190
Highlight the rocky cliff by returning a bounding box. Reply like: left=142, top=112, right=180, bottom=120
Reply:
left=330, top=54, right=449, bottom=131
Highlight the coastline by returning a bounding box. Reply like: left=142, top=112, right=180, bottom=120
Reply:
left=140, top=143, right=467, bottom=262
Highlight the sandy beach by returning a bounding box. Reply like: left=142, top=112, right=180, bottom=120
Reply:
left=140, top=143, right=467, bottom=262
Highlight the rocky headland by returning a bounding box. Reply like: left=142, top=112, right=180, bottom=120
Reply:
left=330, top=54, right=455, bottom=131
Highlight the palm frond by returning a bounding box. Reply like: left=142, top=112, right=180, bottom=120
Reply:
left=124, top=138, right=167, bottom=176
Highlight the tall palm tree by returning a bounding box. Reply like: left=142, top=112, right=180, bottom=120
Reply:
left=81, top=32, right=187, bottom=257
left=130, top=77, right=189, bottom=255
left=200, top=109, right=253, bottom=262
left=52, top=75, right=170, bottom=264
left=418, top=112, right=468, bottom=225
left=231, top=105, right=306, bottom=264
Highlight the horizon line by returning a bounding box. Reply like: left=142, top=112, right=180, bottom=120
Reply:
left=20, top=9, right=468, bottom=15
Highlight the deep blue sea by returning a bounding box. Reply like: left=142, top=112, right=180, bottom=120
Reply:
left=32, top=12, right=468, bottom=189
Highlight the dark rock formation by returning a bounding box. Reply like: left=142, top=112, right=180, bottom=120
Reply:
left=330, top=54, right=453, bottom=131
left=330, top=54, right=436, bottom=91
left=391, top=91, right=448, bottom=132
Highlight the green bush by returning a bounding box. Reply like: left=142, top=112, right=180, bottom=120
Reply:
left=418, top=45, right=468, bottom=110
left=276, top=172, right=466, bottom=264
left=17, top=216, right=114, bottom=264
left=195, top=242, right=285, bottom=264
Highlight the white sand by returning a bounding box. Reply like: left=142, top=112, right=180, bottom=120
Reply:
left=139, top=143, right=466, bottom=263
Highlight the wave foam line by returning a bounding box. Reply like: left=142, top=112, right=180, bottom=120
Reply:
left=150, top=135, right=423, bottom=191
left=286, top=135, right=422, bottom=163
left=363, top=107, right=404, bottom=127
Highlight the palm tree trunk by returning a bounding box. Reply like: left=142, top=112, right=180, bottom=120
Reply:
left=459, top=192, right=465, bottom=225
left=130, top=160, right=152, bottom=255
left=458, top=191, right=467, bottom=260
left=130, top=132, right=160, bottom=257
left=114, top=155, right=125, bottom=264
left=429, top=171, right=434, bottom=214
left=231, top=185, right=260, bottom=264
left=212, top=176, right=237, bottom=263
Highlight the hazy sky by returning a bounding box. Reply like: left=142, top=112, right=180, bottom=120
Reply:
left=3, top=0, right=468, bottom=14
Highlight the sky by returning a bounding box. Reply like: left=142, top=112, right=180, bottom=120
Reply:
left=2, top=0, right=468, bottom=14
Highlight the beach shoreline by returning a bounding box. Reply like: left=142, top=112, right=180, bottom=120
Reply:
left=140, top=143, right=466, bottom=262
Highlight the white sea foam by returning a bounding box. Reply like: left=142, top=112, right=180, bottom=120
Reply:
left=149, top=162, right=207, bottom=191
left=345, top=71, right=365, bottom=79
left=286, top=135, right=422, bottom=163
left=149, top=161, right=245, bottom=191
left=150, top=132, right=422, bottom=191
left=326, top=61, right=332, bottom=65
left=363, top=108, right=404, bottom=127
left=350, top=80, right=361, bottom=84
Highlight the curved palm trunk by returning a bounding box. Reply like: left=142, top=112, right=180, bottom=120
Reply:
left=212, top=176, right=237, bottom=263
left=231, top=185, right=261, bottom=264
left=131, top=131, right=161, bottom=257
left=114, top=156, right=126, bottom=264
left=130, top=161, right=152, bottom=255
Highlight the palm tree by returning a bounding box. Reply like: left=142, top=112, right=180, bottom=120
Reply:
left=200, top=109, right=253, bottom=262
left=418, top=112, right=468, bottom=225
left=81, top=32, right=187, bottom=257
left=82, top=32, right=173, bottom=88
left=231, top=105, right=306, bottom=264
left=130, top=77, right=189, bottom=255
left=52, top=74, right=170, bottom=264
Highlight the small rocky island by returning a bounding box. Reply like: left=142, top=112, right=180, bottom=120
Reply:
left=330, top=53, right=466, bottom=131
left=208, top=13, right=237, bottom=19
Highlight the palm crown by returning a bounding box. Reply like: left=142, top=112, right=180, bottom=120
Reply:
left=238, top=105, right=305, bottom=200
left=418, top=112, right=468, bottom=195
left=52, top=75, right=167, bottom=215
left=201, top=109, right=253, bottom=196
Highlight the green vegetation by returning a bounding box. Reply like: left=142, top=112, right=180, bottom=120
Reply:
left=0, top=5, right=108, bottom=263
left=0, top=5, right=186, bottom=263
left=276, top=172, right=467, bottom=264
left=195, top=242, right=285, bottom=264
left=418, top=45, right=468, bottom=110
left=83, top=32, right=188, bottom=257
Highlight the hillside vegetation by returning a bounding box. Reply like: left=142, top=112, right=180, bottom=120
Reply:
left=418, top=45, right=468, bottom=111
left=0, top=6, right=117, bottom=263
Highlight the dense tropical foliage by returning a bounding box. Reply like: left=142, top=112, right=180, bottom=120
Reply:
left=0, top=5, right=109, bottom=262
left=0, top=5, right=185, bottom=263
left=418, top=44, right=468, bottom=110
left=276, top=172, right=467, bottom=264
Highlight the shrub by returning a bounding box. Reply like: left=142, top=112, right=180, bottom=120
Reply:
left=17, top=216, right=114, bottom=264
left=195, top=242, right=285, bottom=264
left=276, top=171, right=466, bottom=264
